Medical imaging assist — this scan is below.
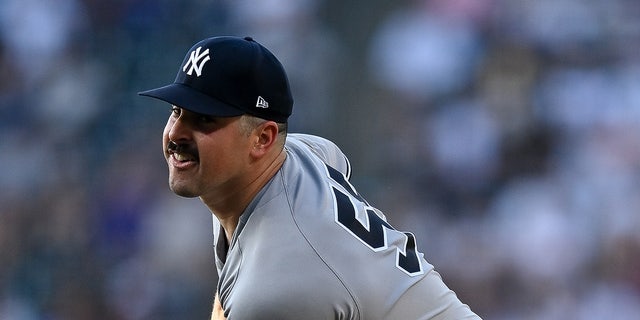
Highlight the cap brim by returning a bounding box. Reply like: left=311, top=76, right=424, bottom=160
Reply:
left=138, top=83, right=245, bottom=117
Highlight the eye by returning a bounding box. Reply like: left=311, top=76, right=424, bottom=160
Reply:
left=198, top=114, right=215, bottom=123
left=171, top=106, right=181, bottom=117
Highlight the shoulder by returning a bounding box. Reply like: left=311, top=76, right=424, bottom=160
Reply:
left=286, top=134, right=352, bottom=180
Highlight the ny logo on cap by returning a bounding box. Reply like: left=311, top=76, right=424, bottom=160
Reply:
left=183, top=46, right=210, bottom=77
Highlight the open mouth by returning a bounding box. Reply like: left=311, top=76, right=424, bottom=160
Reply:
left=172, top=152, right=197, bottom=162
left=167, top=142, right=199, bottom=164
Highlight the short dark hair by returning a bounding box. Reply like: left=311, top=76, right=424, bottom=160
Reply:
left=239, top=114, right=288, bottom=140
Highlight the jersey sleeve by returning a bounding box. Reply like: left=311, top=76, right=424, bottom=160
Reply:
left=287, top=133, right=352, bottom=180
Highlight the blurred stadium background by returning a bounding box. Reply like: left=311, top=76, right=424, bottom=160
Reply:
left=1, top=0, right=640, bottom=319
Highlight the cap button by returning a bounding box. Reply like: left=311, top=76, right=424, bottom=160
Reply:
left=244, top=36, right=254, bottom=41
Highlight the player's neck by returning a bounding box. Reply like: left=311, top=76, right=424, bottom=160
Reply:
left=202, top=149, right=287, bottom=243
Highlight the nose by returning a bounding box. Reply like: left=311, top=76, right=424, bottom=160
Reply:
left=166, top=114, right=192, bottom=143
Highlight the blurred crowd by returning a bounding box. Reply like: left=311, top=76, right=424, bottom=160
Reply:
left=1, top=0, right=639, bottom=319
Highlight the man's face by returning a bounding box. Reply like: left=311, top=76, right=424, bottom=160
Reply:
left=162, top=106, right=253, bottom=199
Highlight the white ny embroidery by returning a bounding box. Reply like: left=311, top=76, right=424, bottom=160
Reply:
left=182, top=46, right=210, bottom=77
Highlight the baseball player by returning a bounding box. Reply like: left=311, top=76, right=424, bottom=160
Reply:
left=139, top=36, right=480, bottom=319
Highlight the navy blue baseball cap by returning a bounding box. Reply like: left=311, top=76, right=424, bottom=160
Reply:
left=139, top=36, right=293, bottom=122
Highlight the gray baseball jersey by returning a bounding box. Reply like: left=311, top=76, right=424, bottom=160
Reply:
left=212, top=134, right=480, bottom=319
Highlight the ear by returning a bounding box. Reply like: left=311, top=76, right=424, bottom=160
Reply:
left=250, top=121, right=279, bottom=159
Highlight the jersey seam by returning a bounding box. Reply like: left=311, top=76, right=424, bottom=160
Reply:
left=279, top=168, right=362, bottom=320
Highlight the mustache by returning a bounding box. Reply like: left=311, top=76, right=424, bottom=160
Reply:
left=167, top=141, right=198, bottom=157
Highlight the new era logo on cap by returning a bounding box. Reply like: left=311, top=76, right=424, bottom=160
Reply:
left=138, top=36, right=293, bottom=123
left=256, top=96, right=269, bottom=109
